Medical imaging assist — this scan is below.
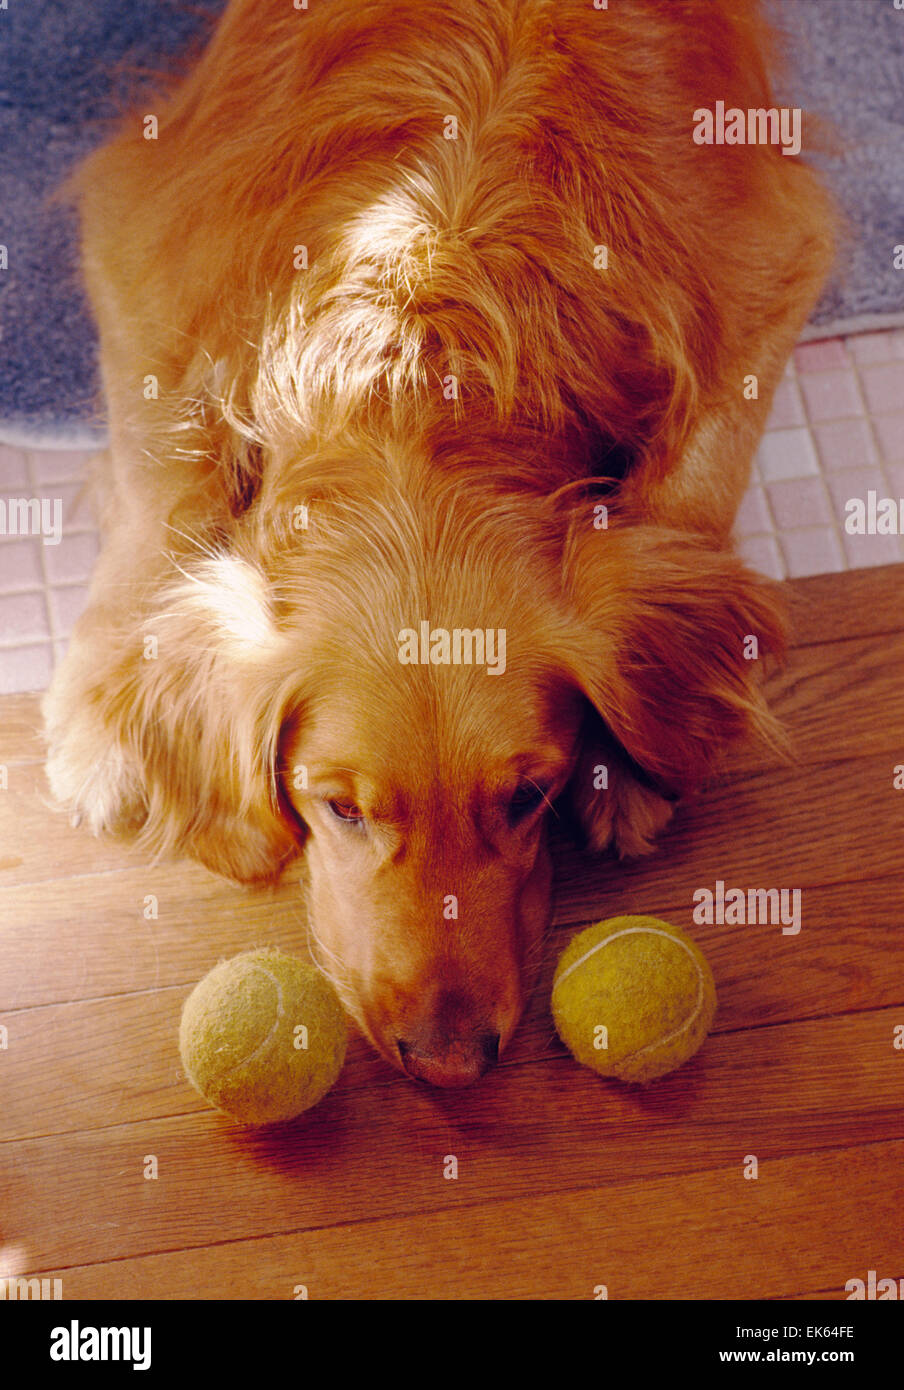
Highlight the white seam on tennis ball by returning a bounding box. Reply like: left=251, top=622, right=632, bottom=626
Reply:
left=216, top=963, right=286, bottom=1077
left=552, top=927, right=706, bottom=1060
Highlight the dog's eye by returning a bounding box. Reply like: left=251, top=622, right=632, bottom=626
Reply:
left=326, top=799, right=364, bottom=825
left=508, top=783, right=548, bottom=825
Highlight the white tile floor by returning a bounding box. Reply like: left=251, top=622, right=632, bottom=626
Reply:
left=734, top=328, right=904, bottom=583
left=0, top=445, right=100, bottom=693
left=1, top=326, right=903, bottom=694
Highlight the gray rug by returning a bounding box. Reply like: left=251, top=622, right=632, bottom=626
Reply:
left=0, top=0, right=224, bottom=448
left=767, top=0, right=904, bottom=340
left=1, top=0, right=902, bottom=447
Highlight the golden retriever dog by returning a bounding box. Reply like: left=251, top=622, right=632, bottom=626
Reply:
left=43, top=0, right=835, bottom=1086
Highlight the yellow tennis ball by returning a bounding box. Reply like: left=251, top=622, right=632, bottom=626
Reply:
left=551, top=916, right=716, bottom=1083
left=179, top=948, right=348, bottom=1124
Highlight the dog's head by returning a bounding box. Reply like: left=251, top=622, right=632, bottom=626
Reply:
left=125, top=440, right=784, bottom=1086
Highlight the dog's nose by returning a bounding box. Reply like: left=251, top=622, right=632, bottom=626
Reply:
left=397, top=1030, right=500, bottom=1088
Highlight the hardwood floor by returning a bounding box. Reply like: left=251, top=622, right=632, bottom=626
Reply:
left=1, top=564, right=902, bottom=1300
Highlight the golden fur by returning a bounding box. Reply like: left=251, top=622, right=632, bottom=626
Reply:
left=43, top=0, right=835, bottom=1085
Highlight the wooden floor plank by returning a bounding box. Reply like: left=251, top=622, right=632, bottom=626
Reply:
left=19, top=1140, right=904, bottom=1301
left=0, top=692, right=48, bottom=764
left=0, top=864, right=309, bottom=1010
left=2, top=1007, right=902, bottom=1270
left=784, top=564, right=903, bottom=646
left=734, top=630, right=904, bottom=774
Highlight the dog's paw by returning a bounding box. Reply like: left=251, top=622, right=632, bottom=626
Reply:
left=44, top=736, right=147, bottom=837
left=565, top=735, right=677, bottom=860
left=42, top=696, right=147, bottom=838
left=608, top=780, right=676, bottom=860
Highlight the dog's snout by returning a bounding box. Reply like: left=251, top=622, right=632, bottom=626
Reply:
left=397, top=1029, right=501, bottom=1088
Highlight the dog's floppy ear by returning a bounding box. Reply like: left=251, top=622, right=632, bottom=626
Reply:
left=107, top=551, right=301, bottom=882
left=559, top=523, right=788, bottom=856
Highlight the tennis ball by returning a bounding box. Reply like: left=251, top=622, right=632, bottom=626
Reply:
left=551, top=915, right=716, bottom=1083
left=179, top=948, right=348, bottom=1124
